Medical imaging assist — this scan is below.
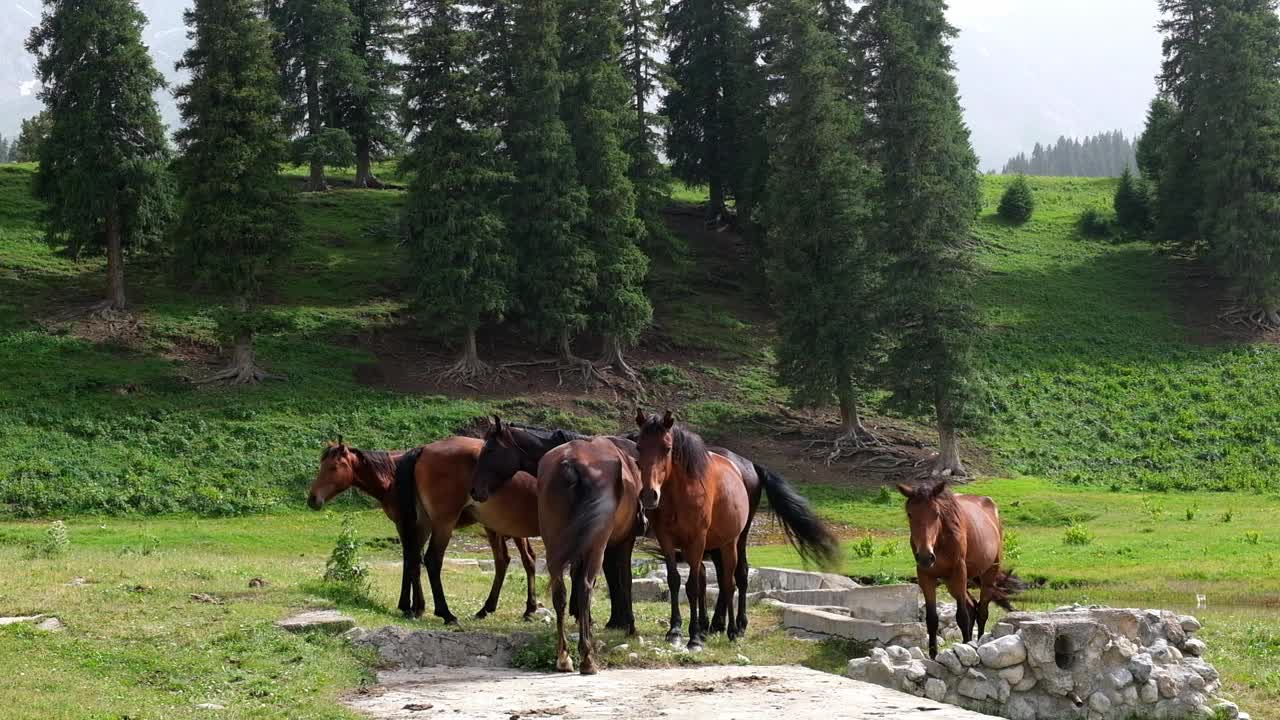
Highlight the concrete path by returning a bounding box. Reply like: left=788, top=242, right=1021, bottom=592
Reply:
left=344, top=664, right=994, bottom=720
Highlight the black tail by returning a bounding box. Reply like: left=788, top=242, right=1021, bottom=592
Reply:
left=991, top=568, right=1026, bottom=611
left=756, top=463, right=840, bottom=569
left=547, top=459, right=618, bottom=573
left=394, top=447, right=424, bottom=546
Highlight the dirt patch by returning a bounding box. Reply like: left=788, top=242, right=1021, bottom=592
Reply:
left=1173, top=255, right=1280, bottom=345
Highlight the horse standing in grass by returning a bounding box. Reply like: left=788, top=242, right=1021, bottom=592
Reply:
left=898, top=481, right=1024, bottom=658
left=308, top=437, right=540, bottom=623
left=538, top=436, right=644, bottom=674
left=634, top=410, right=751, bottom=647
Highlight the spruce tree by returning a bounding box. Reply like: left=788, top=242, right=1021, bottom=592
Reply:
left=26, top=0, right=174, bottom=314
left=560, top=0, right=652, bottom=378
left=1113, top=166, right=1152, bottom=237
left=11, top=112, right=52, bottom=163
left=400, top=0, right=512, bottom=380
left=173, top=0, right=295, bottom=384
left=856, top=0, right=982, bottom=477
left=273, top=0, right=363, bottom=190
left=339, top=0, right=403, bottom=187
left=763, top=0, right=878, bottom=442
left=621, top=0, right=677, bottom=255
left=997, top=175, right=1034, bottom=224
left=506, top=0, right=593, bottom=361
left=1198, top=0, right=1280, bottom=327
left=663, top=0, right=755, bottom=221
left=1136, top=96, right=1177, bottom=183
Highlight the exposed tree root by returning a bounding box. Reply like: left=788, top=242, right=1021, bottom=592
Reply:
left=597, top=336, right=642, bottom=386
left=434, top=354, right=511, bottom=388
left=825, top=424, right=886, bottom=464
left=196, top=338, right=284, bottom=385
left=1218, top=305, right=1280, bottom=330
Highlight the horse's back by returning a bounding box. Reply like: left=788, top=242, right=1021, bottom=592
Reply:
left=957, top=493, right=1003, bottom=572
left=416, top=436, right=483, bottom=520
left=709, top=447, right=762, bottom=502
left=705, top=453, right=750, bottom=549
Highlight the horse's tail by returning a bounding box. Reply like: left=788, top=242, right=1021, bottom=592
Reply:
left=394, top=447, right=424, bottom=549
left=991, top=568, right=1027, bottom=611
left=756, top=463, right=840, bottom=570
left=547, top=458, right=618, bottom=573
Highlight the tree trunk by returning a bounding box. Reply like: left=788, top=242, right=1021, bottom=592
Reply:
left=354, top=140, right=383, bottom=189
left=105, top=206, right=126, bottom=310
left=558, top=327, right=579, bottom=363
left=599, top=334, right=638, bottom=381
left=838, top=390, right=865, bottom=437
left=708, top=176, right=726, bottom=223
left=934, top=394, right=967, bottom=477
left=439, top=325, right=494, bottom=383
left=305, top=60, right=327, bottom=192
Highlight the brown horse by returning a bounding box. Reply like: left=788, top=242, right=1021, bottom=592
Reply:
left=634, top=410, right=750, bottom=647
left=308, top=437, right=540, bottom=623
left=538, top=436, right=644, bottom=675
left=898, top=481, right=1024, bottom=658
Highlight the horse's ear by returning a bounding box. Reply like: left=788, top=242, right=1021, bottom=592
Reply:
left=634, top=408, right=646, bottom=427
left=662, top=410, right=675, bottom=429
left=337, top=434, right=344, bottom=448
left=896, top=483, right=915, bottom=498
left=930, top=481, right=949, bottom=498
left=492, top=415, right=503, bottom=432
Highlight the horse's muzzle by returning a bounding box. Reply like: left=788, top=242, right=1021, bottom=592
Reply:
left=915, top=551, right=936, bottom=568
left=307, top=493, right=324, bottom=511
left=639, top=488, right=659, bottom=511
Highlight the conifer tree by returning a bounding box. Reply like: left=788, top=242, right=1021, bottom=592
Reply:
left=1136, top=96, right=1176, bottom=183
left=506, top=0, right=593, bottom=362
left=1113, top=166, right=1152, bottom=236
left=340, top=0, right=403, bottom=187
left=1198, top=0, right=1280, bottom=327
left=11, top=113, right=52, bottom=163
left=400, top=0, right=512, bottom=380
left=663, top=0, right=755, bottom=221
left=763, top=0, right=878, bottom=443
left=273, top=0, right=363, bottom=190
left=174, top=0, right=295, bottom=383
left=621, top=0, right=676, bottom=255
left=856, top=0, right=982, bottom=477
left=26, top=0, right=174, bottom=314
left=997, top=175, right=1034, bottom=224
left=560, top=0, right=652, bottom=378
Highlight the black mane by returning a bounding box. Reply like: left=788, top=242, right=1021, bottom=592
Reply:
left=503, top=423, right=588, bottom=448
left=639, top=414, right=709, bottom=478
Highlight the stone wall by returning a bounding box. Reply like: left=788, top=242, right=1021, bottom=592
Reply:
left=846, top=605, right=1244, bottom=720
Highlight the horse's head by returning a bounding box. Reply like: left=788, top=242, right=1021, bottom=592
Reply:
left=634, top=409, right=676, bottom=510
left=309, top=439, right=358, bottom=510
left=898, top=481, right=952, bottom=569
left=471, top=416, right=527, bottom=503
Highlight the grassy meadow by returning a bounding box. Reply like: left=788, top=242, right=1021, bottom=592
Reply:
left=1, top=163, right=1279, bottom=717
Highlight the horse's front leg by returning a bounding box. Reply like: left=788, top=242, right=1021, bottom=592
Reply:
left=658, top=533, right=683, bottom=644
left=708, top=549, right=726, bottom=634
left=514, top=537, right=538, bottom=620
left=423, top=522, right=458, bottom=625
left=683, top=539, right=708, bottom=650
left=945, top=565, right=972, bottom=645
left=919, top=572, right=940, bottom=659
left=475, top=530, right=509, bottom=619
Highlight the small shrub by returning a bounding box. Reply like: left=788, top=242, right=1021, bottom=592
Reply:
left=1185, top=506, right=1198, bottom=522
left=998, top=175, right=1035, bottom=224
left=1063, top=522, right=1094, bottom=546
left=1221, top=509, right=1235, bottom=524
left=851, top=535, right=875, bottom=559
left=1113, top=167, right=1153, bottom=236
left=641, top=364, right=694, bottom=388
left=874, top=486, right=895, bottom=505
left=31, top=520, right=69, bottom=558
left=324, top=516, right=371, bottom=599
left=118, top=534, right=160, bottom=557
left=1078, top=208, right=1115, bottom=239
left=1004, top=530, right=1023, bottom=562
left=1244, top=531, right=1261, bottom=546
left=1142, top=498, right=1166, bottom=521
left=877, top=540, right=900, bottom=558
left=511, top=632, right=563, bottom=670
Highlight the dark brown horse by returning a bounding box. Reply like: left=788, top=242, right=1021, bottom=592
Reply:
left=634, top=410, right=750, bottom=647
left=308, top=437, right=540, bottom=623
left=898, top=481, right=1024, bottom=658
left=538, top=436, right=644, bottom=674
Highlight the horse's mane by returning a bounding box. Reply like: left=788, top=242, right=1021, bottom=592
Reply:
left=323, top=445, right=407, bottom=491
left=505, top=423, right=587, bottom=447
left=905, top=481, right=964, bottom=532
left=640, top=415, right=709, bottom=479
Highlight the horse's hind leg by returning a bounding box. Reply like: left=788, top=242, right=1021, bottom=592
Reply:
left=604, top=538, right=637, bottom=633
left=707, top=549, right=725, bottom=633
left=475, top=530, right=509, bottom=619
left=718, top=541, right=740, bottom=641
left=575, top=560, right=601, bottom=675
left=515, top=538, right=538, bottom=620
left=975, top=567, right=999, bottom=640
left=945, top=567, right=973, bottom=645
left=735, top=530, right=750, bottom=634
left=423, top=524, right=458, bottom=625
left=550, top=568, right=573, bottom=673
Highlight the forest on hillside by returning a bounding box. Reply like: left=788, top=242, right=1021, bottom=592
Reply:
left=1000, top=130, right=1138, bottom=177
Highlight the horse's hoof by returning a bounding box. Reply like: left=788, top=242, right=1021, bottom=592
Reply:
left=737, top=619, right=748, bottom=634
left=687, top=639, right=704, bottom=652
left=441, top=615, right=459, bottom=626
left=709, top=622, right=726, bottom=634
left=665, top=630, right=682, bottom=644
left=474, top=609, right=490, bottom=620
left=579, top=658, right=599, bottom=675
left=556, top=656, right=575, bottom=673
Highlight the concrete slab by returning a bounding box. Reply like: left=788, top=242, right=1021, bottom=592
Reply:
left=344, top=664, right=995, bottom=720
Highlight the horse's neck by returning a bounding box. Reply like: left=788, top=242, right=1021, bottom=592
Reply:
left=668, top=462, right=708, bottom=499
left=939, top=504, right=968, bottom=549
left=514, top=430, right=555, bottom=471
left=355, top=452, right=398, bottom=501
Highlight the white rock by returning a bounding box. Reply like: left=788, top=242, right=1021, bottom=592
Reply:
left=628, top=652, right=639, bottom=660
left=1188, top=672, right=1206, bottom=692
left=953, top=642, right=980, bottom=667
left=936, top=648, right=963, bottom=675
left=615, top=644, right=630, bottom=652
left=736, top=654, right=750, bottom=665
left=1107, top=667, right=1134, bottom=689
left=1013, top=675, right=1038, bottom=693
left=922, top=659, right=946, bottom=678
left=1156, top=670, right=1178, bottom=699
left=1130, top=653, right=1155, bottom=683
left=886, top=645, right=912, bottom=664
left=1089, top=691, right=1112, bottom=713
left=1183, top=638, right=1207, bottom=657
left=998, top=664, right=1024, bottom=686
left=36, top=617, right=64, bottom=632
left=1214, top=701, right=1239, bottom=720
left=977, top=635, right=1026, bottom=669
left=905, top=662, right=927, bottom=683
left=956, top=671, right=999, bottom=701
left=275, top=610, right=355, bottom=634
left=195, top=704, right=225, bottom=711
left=1006, top=695, right=1037, bottom=720
left=909, top=646, right=926, bottom=661
left=1179, top=615, right=1202, bottom=634
left=1140, top=680, right=1159, bottom=704
left=924, top=678, right=947, bottom=702
left=1122, top=685, right=1140, bottom=705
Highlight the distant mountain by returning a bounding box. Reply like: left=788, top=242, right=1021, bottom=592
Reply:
left=1, top=0, right=1162, bottom=170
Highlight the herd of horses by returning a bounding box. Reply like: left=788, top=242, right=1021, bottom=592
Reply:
left=306, top=411, right=1023, bottom=673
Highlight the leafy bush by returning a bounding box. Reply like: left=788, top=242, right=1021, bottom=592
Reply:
left=323, top=516, right=371, bottom=599
left=1004, top=530, right=1023, bottom=562
left=1078, top=208, right=1115, bottom=239
left=1063, top=522, right=1094, bottom=546
left=851, top=535, right=875, bottom=559
left=998, top=176, right=1035, bottom=224
left=1185, top=506, right=1198, bottom=522
left=30, top=520, right=68, bottom=558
